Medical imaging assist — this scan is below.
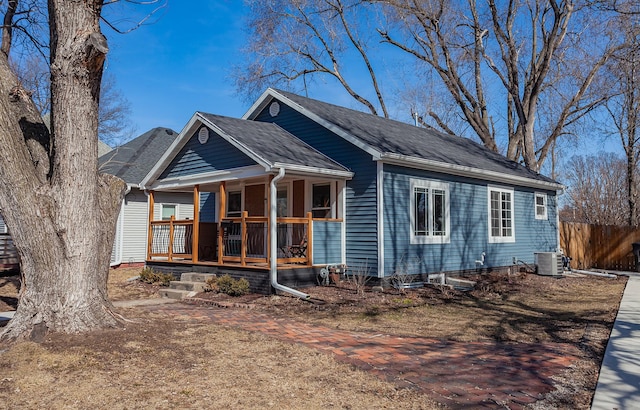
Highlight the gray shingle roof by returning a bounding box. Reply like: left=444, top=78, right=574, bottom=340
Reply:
left=99, top=127, right=178, bottom=185
left=198, top=112, right=349, bottom=172
left=272, top=89, right=556, bottom=185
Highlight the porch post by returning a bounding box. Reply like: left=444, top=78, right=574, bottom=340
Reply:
left=168, top=215, right=175, bottom=262
left=146, top=190, right=155, bottom=261
left=218, top=181, right=226, bottom=263
left=192, top=185, right=200, bottom=263
left=306, top=211, right=313, bottom=266
left=241, top=211, right=247, bottom=266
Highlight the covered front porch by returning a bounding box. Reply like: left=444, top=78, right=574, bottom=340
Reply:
left=145, top=174, right=347, bottom=276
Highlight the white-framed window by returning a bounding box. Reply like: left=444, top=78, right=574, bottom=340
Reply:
left=535, top=192, right=548, bottom=220
left=226, top=191, right=242, bottom=217
left=488, top=186, right=515, bottom=243
left=410, top=179, right=450, bottom=244
left=311, top=183, right=332, bottom=218
left=161, top=204, right=178, bottom=221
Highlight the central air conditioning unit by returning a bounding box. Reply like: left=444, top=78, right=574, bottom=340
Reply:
left=534, top=252, right=563, bottom=276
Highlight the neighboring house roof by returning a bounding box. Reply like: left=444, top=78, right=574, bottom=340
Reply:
left=245, top=88, right=562, bottom=190
left=98, top=140, right=112, bottom=157
left=197, top=112, right=349, bottom=172
left=100, top=127, right=178, bottom=186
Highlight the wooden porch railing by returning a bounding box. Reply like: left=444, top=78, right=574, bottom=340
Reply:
left=148, top=216, right=194, bottom=262
left=218, top=212, right=269, bottom=266
left=216, top=212, right=314, bottom=267
left=148, top=212, right=318, bottom=267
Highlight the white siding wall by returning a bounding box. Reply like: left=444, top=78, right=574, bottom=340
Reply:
left=120, top=189, right=150, bottom=263
left=110, top=204, right=124, bottom=265
left=0, top=214, right=6, bottom=234
left=152, top=192, right=195, bottom=221
left=109, top=190, right=195, bottom=265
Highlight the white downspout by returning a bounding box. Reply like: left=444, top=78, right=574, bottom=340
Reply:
left=270, top=167, right=310, bottom=299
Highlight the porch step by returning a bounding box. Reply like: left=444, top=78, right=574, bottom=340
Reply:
left=169, top=280, right=207, bottom=292
left=159, top=272, right=215, bottom=301
left=181, top=272, right=216, bottom=282
left=159, top=288, right=198, bottom=300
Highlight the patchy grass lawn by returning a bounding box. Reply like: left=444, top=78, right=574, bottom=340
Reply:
left=0, top=318, right=433, bottom=409
left=0, top=267, right=628, bottom=409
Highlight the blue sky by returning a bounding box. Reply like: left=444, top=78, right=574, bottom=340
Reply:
left=101, top=0, right=618, bottom=160
left=104, top=1, right=250, bottom=136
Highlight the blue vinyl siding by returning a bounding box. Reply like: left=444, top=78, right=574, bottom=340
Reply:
left=312, top=221, right=343, bottom=265
left=199, top=192, right=217, bottom=223
left=255, top=101, right=379, bottom=275
left=383, top=165, right=558, bottom=276
left=159, top=126, right=255, bottom=179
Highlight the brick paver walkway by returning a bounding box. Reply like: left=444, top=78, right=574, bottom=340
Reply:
left=143, top=303, right=581, bottom=409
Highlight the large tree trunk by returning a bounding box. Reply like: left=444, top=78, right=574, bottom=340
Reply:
left=0, top=0, right=126, bottom=341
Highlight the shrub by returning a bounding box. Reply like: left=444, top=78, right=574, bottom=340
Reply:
left=347, top=263, right=371, bottom=296
left=216, top=274, right=250, bottom=296
left=139, top=267, right=174, bottom=286
left=204, top=276, right=219, bottom=293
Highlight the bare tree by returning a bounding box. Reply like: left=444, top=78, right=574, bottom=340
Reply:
left=376, top=0, right=625, bottom=171
left=98, top=73, right=134, bottom=146
left=236, top=0, right=389, bottom=117
left=0, top=0, right=126, bottom=341
left=561, top=154, right=629, bottom=225
left=599, top=14, right=640, bottom=226
left=239, top=1, right=627, bottom=172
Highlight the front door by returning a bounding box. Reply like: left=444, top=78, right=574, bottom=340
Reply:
left=244, top=184, right=265, bottom=216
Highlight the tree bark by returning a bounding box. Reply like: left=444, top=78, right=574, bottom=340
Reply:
left=0, top=0, right=126, bottom=342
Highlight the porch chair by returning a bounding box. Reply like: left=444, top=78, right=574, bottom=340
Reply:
left=282, top=236, right=307, bottom=258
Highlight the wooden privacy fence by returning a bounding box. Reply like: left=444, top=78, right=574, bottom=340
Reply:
left=559, top=222, right=640, bottom=271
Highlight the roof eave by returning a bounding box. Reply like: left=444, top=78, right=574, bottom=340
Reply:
left=381, top=153, right=564, bottom=191
left=272, top=162, right=354, bottom=179
left=146, top=165, right=267, bottom=191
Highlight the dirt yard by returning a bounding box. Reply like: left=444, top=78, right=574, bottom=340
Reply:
left=0, top=267, right=628, bottom=409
